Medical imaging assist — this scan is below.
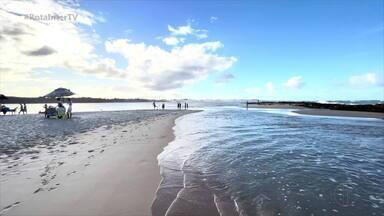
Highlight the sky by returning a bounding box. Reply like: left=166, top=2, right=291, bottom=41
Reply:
left=0, top=0, right=383, bottom=100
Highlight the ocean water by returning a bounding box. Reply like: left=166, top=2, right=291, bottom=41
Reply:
left=156, top=107, right=384, bottom=216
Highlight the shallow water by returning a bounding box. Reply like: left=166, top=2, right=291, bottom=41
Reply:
left=156, top=107, right=384, bottom=216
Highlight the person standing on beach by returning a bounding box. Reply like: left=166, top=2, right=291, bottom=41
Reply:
left=43, top=104, right=48, bottom=118
left=184, top=102, right=187, bottom=110
left=153, top=101, right=157, bottom=110
left=67, top=98, right=72, bottom=119
left=18, top=103, right=23, bottom=114
left=23, top=103, right=27, bottom=114
left=162, top=103, right=165, bottom=110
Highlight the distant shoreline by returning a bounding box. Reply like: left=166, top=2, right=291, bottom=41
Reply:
left=294, top=109, right=384, bottom=119
left=0, top=96, right=165, bottom=104
left=247, top=102, right=384, bottom=119
left=247, top=101, right=384, bottom=112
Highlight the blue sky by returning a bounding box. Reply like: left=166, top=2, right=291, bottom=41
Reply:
left=1, top=0, right=383, bottom=100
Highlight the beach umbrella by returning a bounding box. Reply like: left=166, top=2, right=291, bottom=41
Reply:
left=0, top=94, right=8, bottom=100
left=44, top=88, right=75, bottom=98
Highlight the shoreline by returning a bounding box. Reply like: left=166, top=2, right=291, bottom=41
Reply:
left=1, top=110, right=198, bottom=216
left=247, top=101, right=384, bottom=113
left=248, top=104, right=384, bottom=119
left=294, top=109, right=384, bottom=119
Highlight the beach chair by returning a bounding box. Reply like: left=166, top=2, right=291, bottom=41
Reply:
left=46, top=107, right=57, bottom=118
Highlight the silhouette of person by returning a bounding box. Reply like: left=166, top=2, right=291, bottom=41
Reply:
left=153, top=101, right=157, bottom=109
left=23, top=103, right=27, bottom=114
left=18, top=103, right=23, bottom=115
left=43, top=104, right=48, bottom=118
left=67, top=98, right=73, bottom=119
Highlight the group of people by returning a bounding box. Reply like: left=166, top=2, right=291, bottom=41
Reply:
left=152, top=101, right=166, bottom=110
left=43, top=98, right=72, bottom=119
left=0, top=103, right=27, bottom=115
left=19, top=103, right=28, bottom=114
left=152, top=101, right=189, bottom=110
left=177, top=102, right=188, bottom=110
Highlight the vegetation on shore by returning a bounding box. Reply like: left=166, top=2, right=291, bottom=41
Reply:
left=248, top=101, right=384, bottom=113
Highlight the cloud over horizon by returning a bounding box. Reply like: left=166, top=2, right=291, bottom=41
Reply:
left=0, top=0, right=123, bottom=82
left=349, top=73, right=384, bottom=87
left=284, top=76, right=305, bottom=89
left=1, top=0, right=236, bottom=97
left=105, top=39, right=237, bottom=90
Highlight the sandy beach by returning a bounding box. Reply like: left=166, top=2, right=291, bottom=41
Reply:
left=0, top=110, right=196, bottom=216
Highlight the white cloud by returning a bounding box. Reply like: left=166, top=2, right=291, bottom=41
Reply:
left=168, top=24, right=193, bottom=36
left=167, top=24, right=208, bottom=39
left=266, top=82, right=274, bottom=91
left=1, top=1, right=236, bottom=97
left=349, top=73, right=383, bottom=87
left=105, top=39, right=237, bottom=90
left=0, top=0, right=123, bottom=83
left=284, top=76, right=305, bottom=89
left=195, top=31, right=208, bottom=39
left=162, top=36, right=184, bottom=46
left=210, top=16, right=218, bottom=23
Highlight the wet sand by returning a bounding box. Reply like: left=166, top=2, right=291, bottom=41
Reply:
left=1, top=110, right=197, bottom=216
